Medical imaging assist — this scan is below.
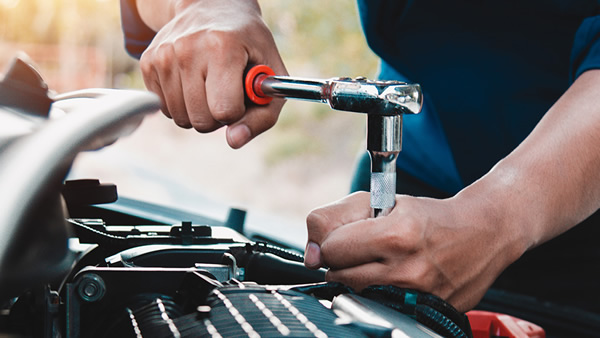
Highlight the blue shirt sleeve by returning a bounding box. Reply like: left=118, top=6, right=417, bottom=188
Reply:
left=571, top=15, right=600, bottom=81
left=120, top=0, right=156, bottom=59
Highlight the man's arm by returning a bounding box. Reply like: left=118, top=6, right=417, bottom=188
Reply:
left=135, top=0, right=177, bottom=31
left=130, top=0, right=287, bottom=148
left=304, top=69, right=600, bottom=312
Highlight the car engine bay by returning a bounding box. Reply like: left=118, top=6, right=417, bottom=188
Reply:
left=0, top=56, right=479, bottom=338
left=8, top=54, right=600, bottom=337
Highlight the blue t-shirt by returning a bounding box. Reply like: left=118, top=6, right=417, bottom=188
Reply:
left=357, top=0, right=600, bottom=193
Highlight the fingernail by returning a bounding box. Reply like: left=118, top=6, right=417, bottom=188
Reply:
left=227, top=124, right=251, bottom=148
left=304, top=241, right=322, bottom=269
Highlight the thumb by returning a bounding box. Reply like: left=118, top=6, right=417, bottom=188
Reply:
left=303, top=191, right=371, bottom=269
left=304, top=241, right=322, bottom=269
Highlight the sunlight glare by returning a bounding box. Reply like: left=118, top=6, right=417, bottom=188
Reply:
left=0, top=0, right=19, bottom=9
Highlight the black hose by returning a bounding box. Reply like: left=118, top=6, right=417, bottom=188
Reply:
left=418, top=292, right=472, bottom=334
left=68, top=219, right=127, bottom=247
left=416, top=304, right=469, bottom=338
left=247, top=242, right=305, bottom=262
left=243, top=251, right=325, bottom=284
left=360, top=285, right=473, bottom=338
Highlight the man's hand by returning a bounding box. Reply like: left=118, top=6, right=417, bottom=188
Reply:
left=304, top=70, right=600, bottom=313
left=136, top=0, right=287, bottom=148
left=304, top=191, right=528, bottom=312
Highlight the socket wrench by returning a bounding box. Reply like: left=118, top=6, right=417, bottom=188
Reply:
left=245, top=65, right=423, bottom=217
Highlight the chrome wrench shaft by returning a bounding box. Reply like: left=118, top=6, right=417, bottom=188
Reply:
left=254, top=74, right=422, bottom=116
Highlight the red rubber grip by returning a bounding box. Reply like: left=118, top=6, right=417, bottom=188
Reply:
left=244, top=64, right=275, bottom=105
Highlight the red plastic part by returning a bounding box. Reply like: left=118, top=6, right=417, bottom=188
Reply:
left=244, top=64, right=275, bottom=105
left=467, top=310, right=545, bottom=338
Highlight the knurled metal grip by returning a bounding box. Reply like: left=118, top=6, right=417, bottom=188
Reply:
left=368, top=114, right=402, bottom=218
left=370, top=172, right=396, bottom=209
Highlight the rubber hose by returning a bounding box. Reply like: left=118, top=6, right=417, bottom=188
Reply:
left=418, top=293, right=472, bottom=336
left=416, top=304, right=469, bottom=338
left=250, top=242, right=305, bottom=262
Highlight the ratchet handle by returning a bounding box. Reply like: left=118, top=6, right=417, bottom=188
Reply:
left=244, top=64, right=275, bottom=105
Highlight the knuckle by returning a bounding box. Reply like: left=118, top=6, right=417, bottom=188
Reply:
left=306, top=208, right=329, bottom=232
left=154, top=44, right=176, bottom=69
left=141, top=44, right=172, bottom=70
left=173, top=37, right=197, bottom=70
left=204, top=30, right=237, bottom=52
left=139, top=55, right=153, bottom=76
left=211, top=102, right=244, bottom=124
left=189, top=113, right=221, bottom=133
left=306, top=210, right=333, bottom=246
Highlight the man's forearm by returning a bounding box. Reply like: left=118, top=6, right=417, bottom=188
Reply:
left=135, top=0, right=262, bottom=32
left=135, top=0, right=179, bottom=31
left=456, top=69, right=600, bottom=252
